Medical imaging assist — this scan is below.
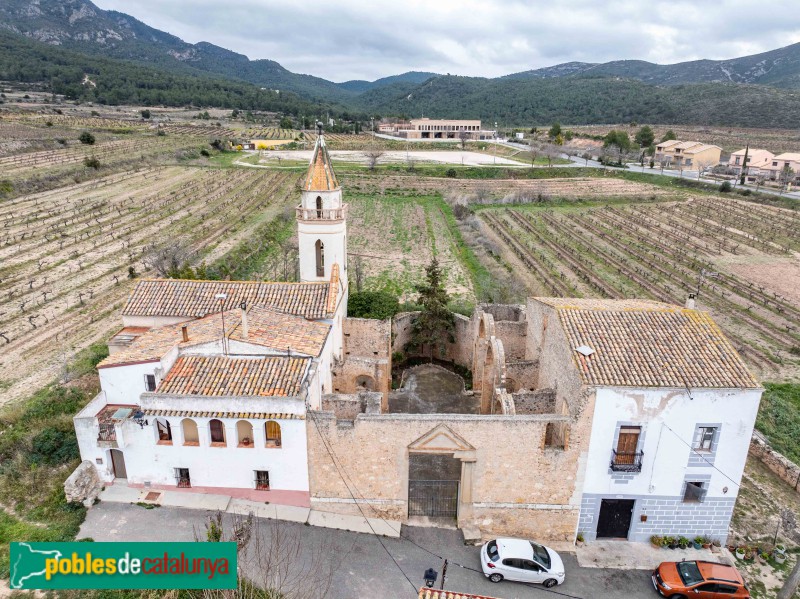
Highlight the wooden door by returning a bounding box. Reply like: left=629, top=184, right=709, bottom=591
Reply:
left=615, top=426, right=640, bottom=465
left=596, top=499, right=634, bottom=538
left=110, top=449, right=127, bottom=479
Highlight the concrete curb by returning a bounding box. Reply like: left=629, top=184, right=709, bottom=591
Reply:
left=96, top=485, right=401, bottom=538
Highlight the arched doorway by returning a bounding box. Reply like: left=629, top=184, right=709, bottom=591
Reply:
left=109, top=449, right=127, bottom=479
left=355, top=375, right=375, bottom=391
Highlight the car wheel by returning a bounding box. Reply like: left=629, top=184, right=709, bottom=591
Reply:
left=488, top=573, right=503, bottom=583
left=543, top=578, right=558, bottom=588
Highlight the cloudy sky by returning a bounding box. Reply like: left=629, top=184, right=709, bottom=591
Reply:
left=94, top=0, right=800, bottom=82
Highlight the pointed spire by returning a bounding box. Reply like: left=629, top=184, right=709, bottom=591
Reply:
left=304, top=133, right=339, bottom=191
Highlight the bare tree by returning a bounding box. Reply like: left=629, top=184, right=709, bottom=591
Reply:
left=362, top=148, right=385, bottom=171
left=195, top=511, right=342, bottom=599
left=458, top=128, right=469, bottom=150
left=142, top=239, right=193, bottom=277
left=280, top=237, right=298, bottom=281
left=527, top=142, right=540, bottom=167
left=695, top=157, right=715, bottom=180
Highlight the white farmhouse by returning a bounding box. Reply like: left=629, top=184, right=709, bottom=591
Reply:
left=73, top=134, right=349, bottom=505
left=527, top=298, right=761, bottom=543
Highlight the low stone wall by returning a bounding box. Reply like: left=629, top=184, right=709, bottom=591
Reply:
left=513, top=389, right=557, bottom=415
left=749, top=432, right=800, bottom=492
left=321, top=393, right=382, bottom=420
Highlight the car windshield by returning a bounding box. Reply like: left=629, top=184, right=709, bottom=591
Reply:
left=676, top=562, right=704, bottom=586
left=529, top=542, right=551, bottom=569
left=486, top=540, right=499, bottom=562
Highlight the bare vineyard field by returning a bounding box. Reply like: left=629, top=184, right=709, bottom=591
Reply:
left=347, top=192, right=474, bottom=302
left=343, top=173, right=675, bottom=201
left=243, top=127, right=296, bottom=139
left=0, top=167, right=298, bottom=403
left=477, top=196, right=800, bottom=377
left=567, top=124, right=800, bottom=154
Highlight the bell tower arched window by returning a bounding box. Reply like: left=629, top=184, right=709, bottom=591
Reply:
left=316, top=196, right=323, bottom=218
left=315, top=240, right=325, bottom=277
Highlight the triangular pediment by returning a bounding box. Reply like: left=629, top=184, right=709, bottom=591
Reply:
left=408, top=424, right=475, bottom=452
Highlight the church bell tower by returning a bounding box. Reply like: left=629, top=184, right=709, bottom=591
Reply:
left=297, top=130, right=348, bottom=287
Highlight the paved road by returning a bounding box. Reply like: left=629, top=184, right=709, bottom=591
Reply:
left=80, top=502, right=657, bottom=599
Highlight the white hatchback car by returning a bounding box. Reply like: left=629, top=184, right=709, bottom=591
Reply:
left=480, top=538, right=566, bottom=587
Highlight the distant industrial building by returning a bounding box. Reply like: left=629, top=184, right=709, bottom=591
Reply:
left=382, top=118, right=495, bottom=140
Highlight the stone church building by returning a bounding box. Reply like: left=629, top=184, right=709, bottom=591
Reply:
left=72, top=135, right=761, bottom=544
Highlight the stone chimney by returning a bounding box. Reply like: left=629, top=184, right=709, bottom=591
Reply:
left=685, top=294, right=696, bottom=310
left=181, top=325, right=189, bottom=343
left=240, top=302, right=248, bottom=340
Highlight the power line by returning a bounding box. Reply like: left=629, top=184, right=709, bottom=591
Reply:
left=661, top=422, right=741, bottom=489
left=308, top=410, right=589, bottom=599
left=307, top=410, right=419, bottom=595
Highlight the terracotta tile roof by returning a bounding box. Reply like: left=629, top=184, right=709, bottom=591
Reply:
left=418, top=589, right=500, bottom=599
left=533, top=298, right=759, bottom=389
left=304, top=135, right=339, bottom=191
left=157, top=355, right=309, bottom=397
left=143, top=409, right=304, bottom=420
left=123, top=279, right=335, bottom=320
left=99, top=305, right=331, bottom=368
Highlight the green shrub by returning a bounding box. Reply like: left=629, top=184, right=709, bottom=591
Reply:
left=84, top=156, right=100, bottom=169
left=445, top=168, right=457, bottom=178
left=78, top=131, right=95, bottom=145
left=30, top=426, right=79, bottom=465
left=719, top=180, right=732, bottom=192
left=756, top=383, right=800, bottom=464
left=348, top=291, right=401, bottom=320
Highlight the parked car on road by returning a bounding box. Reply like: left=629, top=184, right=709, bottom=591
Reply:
left=480, top=538, right=565, bottom=587
left=652, top=560, right=750, bottom=598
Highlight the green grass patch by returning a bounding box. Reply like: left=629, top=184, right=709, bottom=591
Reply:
left=756, top=382, right=800, bottom=464
left=0, top=344, right=107, bottom=578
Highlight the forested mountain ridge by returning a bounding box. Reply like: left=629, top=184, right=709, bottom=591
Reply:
left=3, top=0, right=800, bottom=127
left=504, top=43, right=800, bottom=88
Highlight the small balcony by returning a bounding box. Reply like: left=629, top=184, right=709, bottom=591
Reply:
left=296, top=204, right=348, bottom=222
left=97, top=423, right=117, bottom=447
left=610, top=450, right=644, bottom=473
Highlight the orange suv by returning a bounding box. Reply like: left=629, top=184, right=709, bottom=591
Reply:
left=652, top=560, right=750, bottom=598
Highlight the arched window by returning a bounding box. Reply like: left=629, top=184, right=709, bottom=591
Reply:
left=156, top=418, right=172, bottom=443
left=316, top=195, right=323, bottom=218
left=237, top=420, right=254, bottom=448
left=315, top=240, right=325, bottom=277
left=209, top=419, right=226, bottom=445
left=181, top=419, right=199, bottom=446
left=265, top=421, right=282, bottom=447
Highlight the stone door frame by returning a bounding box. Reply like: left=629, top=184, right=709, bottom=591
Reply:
left=407, top=424, right=477, bottom=527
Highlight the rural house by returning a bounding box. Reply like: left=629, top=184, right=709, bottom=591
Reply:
left=727, top=148, right=775, bottom=177
left=654, top=140, right=721, bottom=170
left=70, top=133, right=761, bottom=545
left=762, top=152, right=800, bottom=183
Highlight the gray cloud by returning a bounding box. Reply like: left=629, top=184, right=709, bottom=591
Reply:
left=94, top=0, right=800, bottom=81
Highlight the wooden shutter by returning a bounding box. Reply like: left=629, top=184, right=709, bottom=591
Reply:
left=615, top=426, right=640, bottom=464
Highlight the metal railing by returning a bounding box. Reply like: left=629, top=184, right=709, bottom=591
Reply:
left=295, top=204, right=348, bottom=221
left=97, top=423, right=116, bottom=442
left=610, top=450, right=644, bottom=473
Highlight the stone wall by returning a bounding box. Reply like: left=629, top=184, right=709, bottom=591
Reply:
left=306, top=403, right=596, bottom=541
left=505, top=360, right=538, bottom=392
left=526, top=299, right=586, bottom=415
left=513, top=389, right=557, bottom=415
left=321, top=393, right=382, bottom=420
left=333, top=318, right=391, bottom=405
left=749, top=432, right=800, bottom=492
left=392, top=312, right=472, bottom=368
